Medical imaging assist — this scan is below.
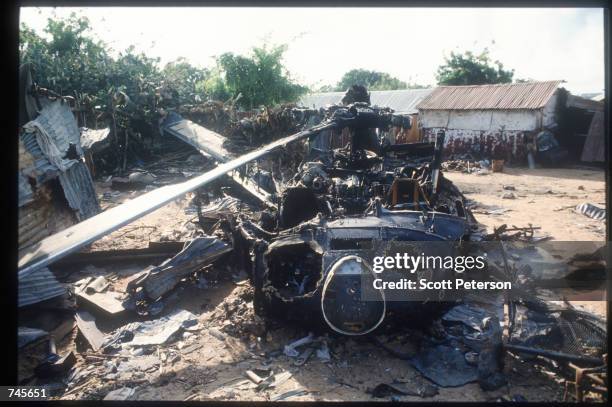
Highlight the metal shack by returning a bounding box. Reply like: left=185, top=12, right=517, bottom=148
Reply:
left=18, top=65, right=102, bottom=307
left=416, top=81, right=605, bottom=164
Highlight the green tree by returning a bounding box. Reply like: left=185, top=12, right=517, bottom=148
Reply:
left=19, top=14, right=171, bottom=170
left=335, top=69, right=419, bottom=91
left=210, top=44, right=308, bottom=110
left=20, top=13, right=112, bottom=99
left=436, top=49, right=514, bottom=85
left=161, top=57, right=209, bottom=104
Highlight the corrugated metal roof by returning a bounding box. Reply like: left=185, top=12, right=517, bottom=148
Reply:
left=300, top=88, right=435, bottom=114
left=18, top=172, right=34, bottom=207
left=34, top=100, right=83, bottom=155
left=566, top=94, right=604, bottom=111
left=300, top=91, right=345, bottom=109
left=417, top=81, right=562, bottom=110
left=18, top=267, right=66, bottom=307
left=59, top=161, right=101, bottom=220
left=20, top=131, right=59, bottom=184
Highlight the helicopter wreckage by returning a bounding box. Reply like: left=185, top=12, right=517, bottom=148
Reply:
left=20, top=100, right=476, bottom=335
left=18, top=92, right=608, bottom=399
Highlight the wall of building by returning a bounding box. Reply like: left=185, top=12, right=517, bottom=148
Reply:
left=418, top=96, right=564, bottom=163
left=420, top=109, right=540, bottom=132
left=422, top=127, right=529, bottom=162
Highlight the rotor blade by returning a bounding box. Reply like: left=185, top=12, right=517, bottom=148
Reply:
left=18, top=122, right=334, bottom=277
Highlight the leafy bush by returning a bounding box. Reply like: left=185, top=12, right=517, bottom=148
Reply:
left=19, top=13, right=309, bottom=138
left=436, top=49, right=514, bottom=86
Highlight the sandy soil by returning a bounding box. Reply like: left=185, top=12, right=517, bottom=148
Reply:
left=49, top=166, right=606, bottom=402
left=445, top=166, right=607, bottom=319
left=444, top=166, right=606, bottom=241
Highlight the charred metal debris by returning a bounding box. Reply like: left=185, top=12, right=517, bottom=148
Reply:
left=17, top=89, right=607, bottom=401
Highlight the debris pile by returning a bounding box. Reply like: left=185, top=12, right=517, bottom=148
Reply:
left=17, top=90, right=607, bottom=402
left=441, top=157, right=492, bottom=175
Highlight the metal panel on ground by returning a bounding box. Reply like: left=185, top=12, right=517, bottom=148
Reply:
left=18, top=267, right=66, bottom=307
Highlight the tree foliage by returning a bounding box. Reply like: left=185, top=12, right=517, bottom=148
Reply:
left=208, top=44, right=308, bottom=110
left=436, top=49, right=514, bottom=86
left=335, top=69, right=424, bottom=91
left=161, top=57, right=209, bottom=105
left=19, top=13, right=308, bottom=131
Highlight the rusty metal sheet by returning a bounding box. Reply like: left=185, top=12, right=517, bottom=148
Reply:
left=417, top=81, right=562, bottom=110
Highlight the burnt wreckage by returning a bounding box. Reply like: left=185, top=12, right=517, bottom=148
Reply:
left=231, top=103, right=475, bottom=336
left=19, top=100, right=475, bottom=337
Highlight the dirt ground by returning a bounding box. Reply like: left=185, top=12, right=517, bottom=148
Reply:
left=445, top=166, right=607, bottom=319
left=43, top=165, right=606, bottom=402
left=444, top=166, right=607, bottom=242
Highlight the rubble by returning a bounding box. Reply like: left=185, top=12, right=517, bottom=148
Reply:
left=103, top=309, right=197, bottom=349
left=16, top=88, right=607, bottom=402
left=125, top=236, right=231, bottom=312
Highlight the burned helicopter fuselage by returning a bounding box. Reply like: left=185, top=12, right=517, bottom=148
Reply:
left=238, top=103, right=475, bottom=336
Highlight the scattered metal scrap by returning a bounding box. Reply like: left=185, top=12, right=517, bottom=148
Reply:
left=575, top=202, right=606, bottom=221
left=487, top=223, right=549, bottom=242
left=16, top=85, right=607, bottom=401
left=565, top=358, right=608, bottom=402
left=125, top=236, right=231, bottom=313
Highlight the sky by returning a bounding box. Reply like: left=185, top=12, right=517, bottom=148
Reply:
left=19, top=7, right=605, bottom=95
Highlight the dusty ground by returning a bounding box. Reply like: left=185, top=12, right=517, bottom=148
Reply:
left=445, top=166, right=607, bottom=319
left=445, top=166, right=606, bottom=242
left=33, top=165, right=606, bottom=402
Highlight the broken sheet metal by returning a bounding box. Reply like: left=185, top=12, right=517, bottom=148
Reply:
left=22, top=100, right=83, bottom=171
left=126, top=236, right=231, bottom=303
left=198, top=196, right=241, bottom=218
left=75, top=310, right=105, bottom=351
left=18, top=327, right=49, bottom=348
left=103, top=309, right=197, bottom=350
left=80, top=127, right=111, bottom=153
left=19, top=99, right=100, bottom=221
left=162, top=112, right=231, bottom=161
left=18, top=267, right=66, bottom=307
left=575, top=202, right=606, bottom=221
left=20, top=131, right=60, bottom=185
left=58, top=161, right=100, bottom=220
left=18, top=121, right=331, bottom=277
